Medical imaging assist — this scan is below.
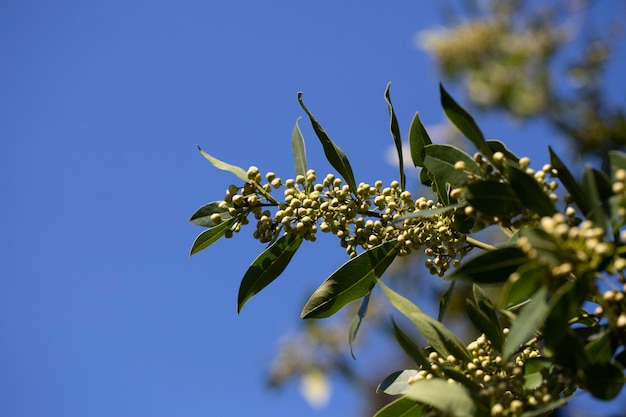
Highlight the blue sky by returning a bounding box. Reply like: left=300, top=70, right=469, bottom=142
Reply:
left=1, top=1, right=625, bottom=417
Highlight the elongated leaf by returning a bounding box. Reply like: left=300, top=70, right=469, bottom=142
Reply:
left=423, top=144, right=481, bottom=187
left=469, top=284, right=503, bottom=352
left=291, top=117, right=308, bottom=179
left=486, top=140, right=520, bottom=162
left=451, top=246, right=528, bottom=284
left=549, top=146, right=590, bottom=215
left=385, top=83, right=406, bottom=190
left=396, top=203, right=464, bottom=222
left=608, top=150, right=626, bottom=178
left=440, top=84, right=493, bottom=161
left=377, top=369, right=419, bottom=395
left=378, top=280, right=471, bottom=362
left=392, top=319, right=432, bottom=369
left=189, top=216, right=238, bottom=256
left=409, top=112, right=432, bottom=167
left=197, top=146, right=248, bottom=181
left=502, top=262, right=546, bottom=308
left=189, top=201, right=233, bottom=227
left=438, top=281, right=456, bottom=322
left=503, top=286, right=549, bottom=361
left=297, top=92, right=357, bottom=193
left=301, top=240, right=400, bottom=319
left=462, top=180, right=522, bottom=217
left=583, top=362, right=625, bottom=400
left=237, top=233, right=303, bottom=313
left=505, top=163, right=557, bottom=217
left=349, top=291, right=371, bottom=359
left=583, top=167, right=607, bottom=230
left=373, top=397, right=425, bottom=417
left=404, top=379, right=477, bottom=417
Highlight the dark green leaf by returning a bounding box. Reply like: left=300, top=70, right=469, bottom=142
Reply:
left=451, top=246, right=528, bottom=284
left=518, top=228, right=570, bottom=267
left=504, top=163, right=557, bottom=217
left=385, top=83, right=406, bottom=190
left=438, top=281, right=456, bottom=322
left=440, top=83, right=493, bottom=161
left=584, top=362, right=625, bottom=400
left=486, top=140, right=520, bottom=163
left=349, top=291, right=371, bottom=359
left=583, top=167, right=607, bottom=230
left=471, top=284, right=503, bottom=352
left=189, top=216, right=239, bottom=256
left=419, top=167, right=432, bottom=186
left=608, top=150, right=626, bottom=178
left=379, top=280, right=471, bottom=362
left=373, top=397, right=425, bottom=417
left=502, top=262, right=546, bottom=308
left=462, top=180, right=522, bottom=217
left=584, top=328, right=617, bottom=364
left=423, top=144, right=481, bottom=187
left=392, top=319, right=432, bottom=369
left=298, top=92, right=357, bottom=194
left=549, top=146, right=590, bottom=215
left=503, top=286, right=549, bottom=361
left=409, top=112, right=432, bottom=168
left=404, top=379, right=476, bottom=417
left=197, top=146, right=248, bottom=181
left=301, top=240, right=400, bottom=319
left=377, top=370, right=419, bottom=395
left=189, top=201, right=233, bottom=227
left=291, top=117, right=308, bottom=179
left=237, top=233, right=303, bottom=313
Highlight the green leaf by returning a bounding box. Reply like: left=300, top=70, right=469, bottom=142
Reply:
left=486, top=140, right=519, bottom=163
left=291, top=117, right=308, bottom=179
left=523, top=357, right=552, bottom=390
left=385, top=83, right=406, bottom=190
left=468, top=284, right=503, bottom=352
left=438, top=281, right=456, bottom=322
left=502, top=262, right=546, bottom=308
left=197, top=146, right=248, bottom=181
left=584, top=328, right=616, bottom=364
left=377, top=369, right=419, bottom=395
left=423, top=144, right=482, bottom=187
left=440, top=83, right=493, bottom=161
left=519, top=228, right=572, bottom=267
left=189, top=216, right=239, bottom=256
left=409, top=112, right=432, bottom=167
left=189, top=201, right=233, bottom=227
left=237, top=233, right=303, bottom=313
left=297, top=92, right=357, bottom=194
left=502, top=286, right=549, bottom=361
left=404, top=379, right=477, bottom=417
left=504, top=163, right=557, bottom=217
left=349, top=291, right=371, bottom=359
left=392, top=319, right=432, bottom=369
left=462, top=180, right=522, bottom=217
left=583, top=362, right=625, bottom=400
left=549, top=146, right=590, bottom=215
left=373, top=397, right=425, bottom=417
left=608, top=150, right=626, bottom=178
left=451, top=246, right=528, bottom=284
left=583, top=167, right=607, bottom=230
left=378, top=279, right=471, bottom=362
left=301, top=240, right=400, bottom=319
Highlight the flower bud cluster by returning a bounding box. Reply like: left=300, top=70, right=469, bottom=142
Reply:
left=458, top=154, right=561, bottom=230
left=407, top=333, right=572, bottom=416
left=217, top=167, right=470, bottom=275
left=516, top=214, right=614, bottom=284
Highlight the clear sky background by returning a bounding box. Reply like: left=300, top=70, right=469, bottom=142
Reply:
left=2, top=1, right=625, bottom=417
